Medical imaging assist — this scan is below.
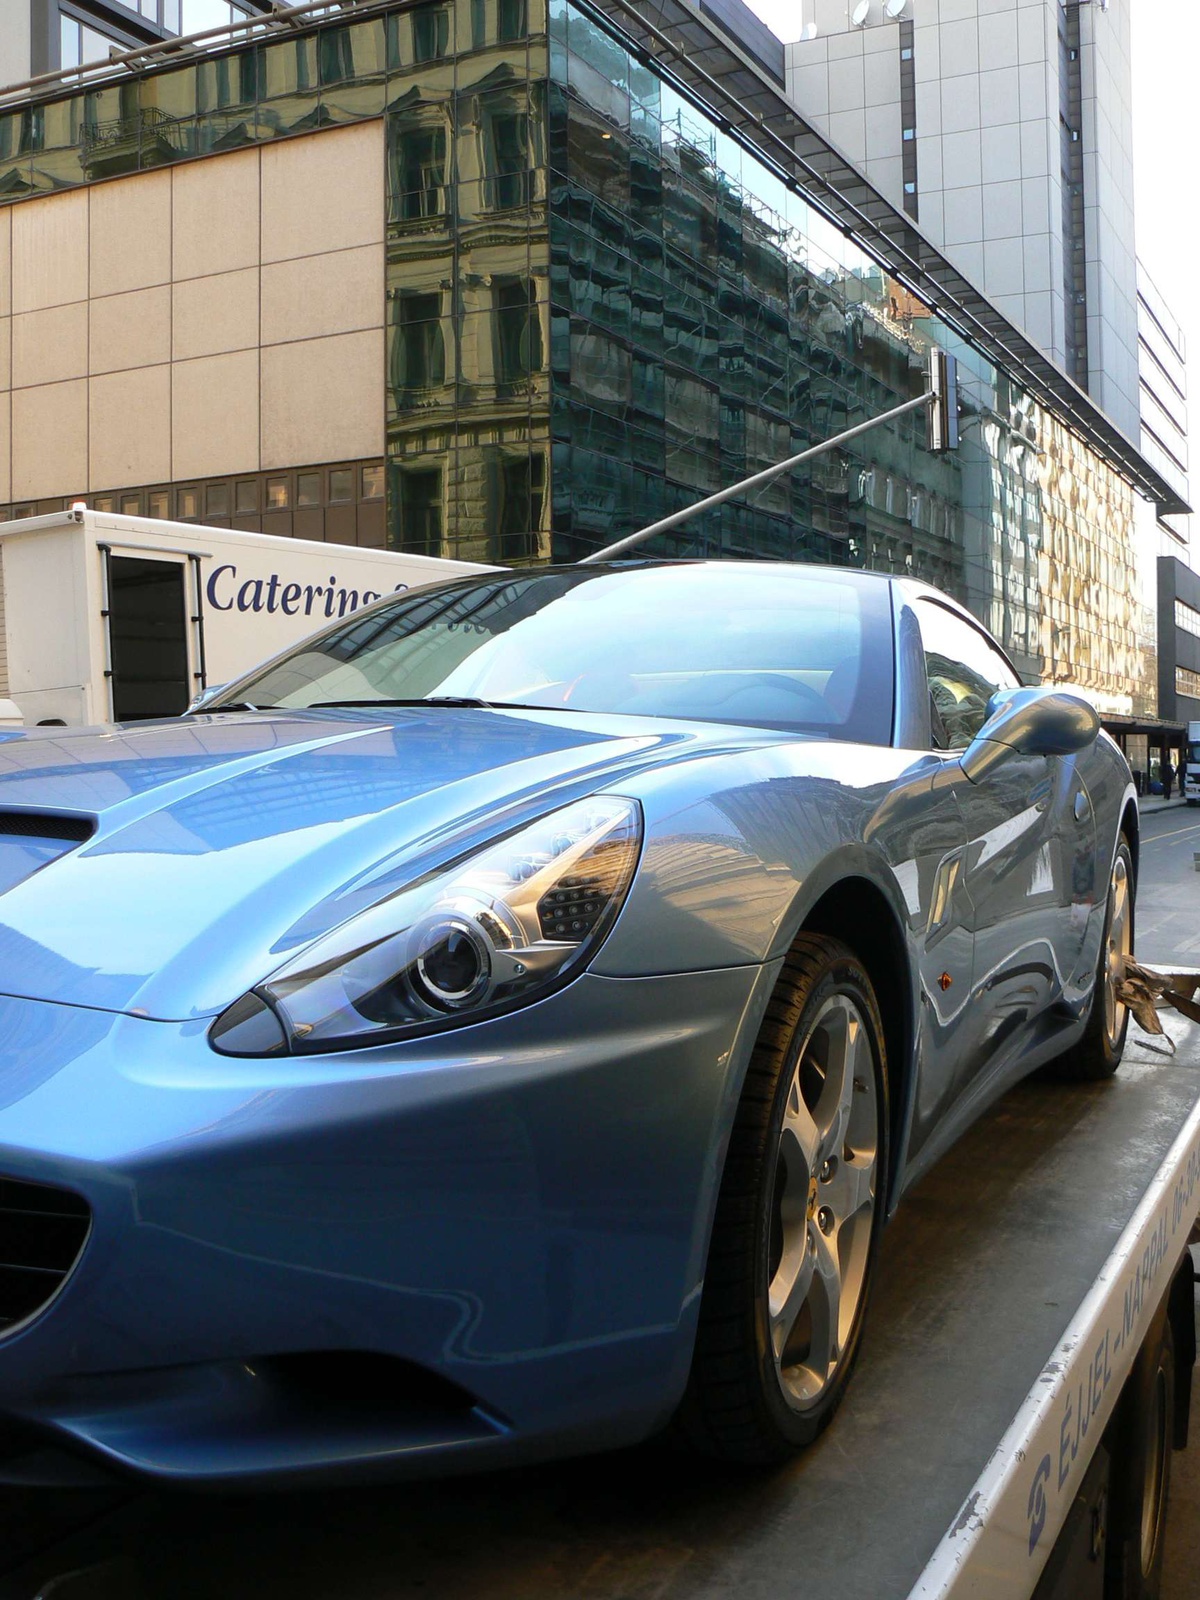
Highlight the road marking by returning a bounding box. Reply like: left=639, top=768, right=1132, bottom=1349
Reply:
left=1142, top=823, right=1200, bottom=845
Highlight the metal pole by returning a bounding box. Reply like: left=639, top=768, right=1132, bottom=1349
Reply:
left=578, top=389, right=933, bottom=565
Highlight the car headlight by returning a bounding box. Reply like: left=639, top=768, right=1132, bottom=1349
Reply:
left=209, top=796, right=642, bottom=1056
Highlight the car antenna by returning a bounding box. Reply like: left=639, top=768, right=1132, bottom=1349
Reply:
left=578, top=351, right=954, bottom=565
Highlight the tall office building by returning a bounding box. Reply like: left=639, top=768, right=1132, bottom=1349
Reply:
left=1, top=0, right=266, bottom=91
left=1137, top=260, right=1189, bottom=556
left=785, top=0, right=1140, bottom=443
left=0, top=0, right=1184, bottom=731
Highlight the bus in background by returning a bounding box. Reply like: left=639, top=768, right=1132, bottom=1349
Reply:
left=1186, top=720, right=1200, bottom=804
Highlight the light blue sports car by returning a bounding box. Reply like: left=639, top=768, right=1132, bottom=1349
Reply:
left=0, top=561, right=1134, bottom=1483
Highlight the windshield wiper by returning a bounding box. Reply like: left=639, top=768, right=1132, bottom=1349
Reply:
left=309, top=697, right=528, bottom=711
left=203, top=701, right=282, bottom=713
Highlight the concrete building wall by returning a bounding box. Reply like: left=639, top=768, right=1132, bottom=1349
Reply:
left=786, top=4, right=905, bottom=213
left=0, top=1, right=33, bottom=88
left=1078, top=0, right=1138, bottom=441
left=0, top=120, right=386, bottom=508
left=784, top=0, right=1140, bottom=442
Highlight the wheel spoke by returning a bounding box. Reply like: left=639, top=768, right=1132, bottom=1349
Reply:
left=768, top=1232, right=816, bottom=1361
left=780, top=1077, right=821, bottom=1177
left=806, top=1227, right=842, bottom=1377
left=815, top=1000, right=861, bottom=1160
left=1104, top=856, right=1131, bottom=1044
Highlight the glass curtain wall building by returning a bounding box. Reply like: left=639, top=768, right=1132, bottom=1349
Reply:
left=0, top=0, right=1161, bottom=715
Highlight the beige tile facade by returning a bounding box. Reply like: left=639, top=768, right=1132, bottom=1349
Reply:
left=261, top=330, right=384, bottom=470
left=173, top=349, right=260, bottom=481
left=0, top=122, right=386, bottom=507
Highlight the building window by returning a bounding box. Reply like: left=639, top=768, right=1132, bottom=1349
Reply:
left=297, top=471, right=322, bottom=507
left=180, top=0, right=254, bottom=34
left=177, top=487, right=199, bottom=519
left=147, top=491, right=169, bottom=518
left=266, top=477, right=290, bottom=510
left=495, top=277, right=542, bottom=390
left=498, top=0, right=526, bottom=41
left=329, top=468, right=353, bottom=502
left=393, top=124, right=447, bottom=221
left=393, top=292, right=446, bottom=399
left=60, top=12, right=131, bottom=71
left=206, top=482, right=230, bottom=516
left=495, top=451, right=545, bottom=559
left=1177, top=664, right=1200, bottom=701
left=898, top=19, right=916, bottom=219
left=483, top=107, right=529, bottom=210
left=1177, top=599, right=1200, bottom=639
left=362, top=464, right=384, bottom=500
left=412, top=3, right=449, bottom=62
left=397, top=465, right=443, bottom=555
left=120, top=493, right=141, bottom=514
left=235, top=480, right=258, bottom=514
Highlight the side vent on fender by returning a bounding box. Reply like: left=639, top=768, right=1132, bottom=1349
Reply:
left=0, top=1177, right=91, bottom=1336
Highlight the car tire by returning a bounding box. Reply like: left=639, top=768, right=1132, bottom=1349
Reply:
left=676, top=934, right=889, bottom=1465
left=1106, top=1307, right=1175, bottom=1600
left=1054, top=836, right=1135, bottom=1082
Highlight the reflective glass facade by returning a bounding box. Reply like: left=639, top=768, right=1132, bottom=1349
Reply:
left=0, top=0, right=1160, bottom=714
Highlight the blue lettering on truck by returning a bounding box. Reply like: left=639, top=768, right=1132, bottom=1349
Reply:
left=206, top=563, right=408, bottom=618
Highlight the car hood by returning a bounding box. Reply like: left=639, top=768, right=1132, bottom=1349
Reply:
left=0, top=708, right=779, bottom=1021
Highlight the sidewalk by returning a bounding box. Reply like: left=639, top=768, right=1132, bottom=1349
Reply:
left=1139, top=794, right=1192, bottom=815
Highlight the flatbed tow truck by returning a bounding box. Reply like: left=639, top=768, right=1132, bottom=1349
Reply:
left=3, top=394, right=1198, bottom=1600
left=2, top=1012, right=1196, bottom=1600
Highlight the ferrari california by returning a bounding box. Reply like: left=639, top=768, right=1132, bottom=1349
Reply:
left=0, top=561, right=1134, bottom=1482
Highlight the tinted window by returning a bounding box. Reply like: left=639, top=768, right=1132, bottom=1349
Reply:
left=223, top=565, right=895, bottom=744
left=109, top=556, right=190, bottom=721
left=916, top=600, right=1020, bottom=750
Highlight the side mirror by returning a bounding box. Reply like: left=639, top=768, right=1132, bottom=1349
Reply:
left=960, top=686, right=1099, bottom=785
left=186, top=682, right=227, bottom=714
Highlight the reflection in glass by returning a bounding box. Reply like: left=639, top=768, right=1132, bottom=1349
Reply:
left=0, top=0, right=1149, bottom=705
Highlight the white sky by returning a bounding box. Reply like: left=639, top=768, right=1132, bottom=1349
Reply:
left=743, top=1, right=1199, bottom=387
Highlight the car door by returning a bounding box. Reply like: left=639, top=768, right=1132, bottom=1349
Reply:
left=913, top=598, right=1092, bottom=1095
left=864, top=592, right=976, bottom=1175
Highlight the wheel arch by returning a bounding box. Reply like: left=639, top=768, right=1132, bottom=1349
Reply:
left=795, top=874, right=914, bottom=1215
left=1120, top=793, right=1139, bottom=890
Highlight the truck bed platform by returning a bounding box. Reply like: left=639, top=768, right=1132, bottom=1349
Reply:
left=4, top=1020, right=1200, bottom=1600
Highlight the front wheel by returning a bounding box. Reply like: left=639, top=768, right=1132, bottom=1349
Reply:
left=1055, top=836, right=1134, bottom=1081
left=677, top=935, right=888, bottom=1464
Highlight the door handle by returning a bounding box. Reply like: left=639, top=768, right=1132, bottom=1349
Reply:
left=1073, top=790, right=1090, bottom=822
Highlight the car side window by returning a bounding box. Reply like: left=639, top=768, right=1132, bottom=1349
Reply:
left=916, top=601, right=1021, bottom=751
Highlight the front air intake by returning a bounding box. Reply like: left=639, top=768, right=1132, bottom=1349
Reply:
left=0, top=1177, right=91, bottom=1336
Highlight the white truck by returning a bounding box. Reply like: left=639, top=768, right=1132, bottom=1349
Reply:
left=0, top=507, right=488, bottom=727
left=1185, top=720, right=1200, bottom=805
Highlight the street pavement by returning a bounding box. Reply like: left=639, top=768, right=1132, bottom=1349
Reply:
left=2, top=799, right=1200, bottom=1600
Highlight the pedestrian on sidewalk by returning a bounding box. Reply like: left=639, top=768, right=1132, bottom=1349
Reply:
left=1163, top=756, right=1175, bottom=802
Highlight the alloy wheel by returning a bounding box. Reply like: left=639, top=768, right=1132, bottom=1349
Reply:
left=766, top=994, right=878, bottom=1412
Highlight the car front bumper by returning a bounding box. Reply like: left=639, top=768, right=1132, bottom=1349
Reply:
left=0, top=965, right=773, bottom=1485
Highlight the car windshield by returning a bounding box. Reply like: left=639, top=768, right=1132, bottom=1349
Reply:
left=217, top=564, right=895, bottom=743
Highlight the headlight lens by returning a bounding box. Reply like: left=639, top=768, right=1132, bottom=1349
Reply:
left=209, top=796, right=642, bottom=1055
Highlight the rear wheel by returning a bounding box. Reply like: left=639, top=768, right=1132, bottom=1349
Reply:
left=678, top=935, right=888, bottom=1463
left=1106, top=1311, right=1175, bottom=1600
left=1056, top=837, right=1134, bottom=1081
